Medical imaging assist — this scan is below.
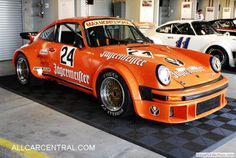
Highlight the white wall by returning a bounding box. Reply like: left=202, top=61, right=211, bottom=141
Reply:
left=89, top=0, right=112, bottom=16
left=125, top=0, right=140, bottom=22
left=76, top=0, right=112, bottom=17
left=219, top=0, right=235, bottom=18
left=168, top=0, right=182, bottom=21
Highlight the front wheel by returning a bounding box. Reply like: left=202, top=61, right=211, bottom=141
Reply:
left=206, top=46, right=229, bottom=68
left=16, top=54, right=30, bottom=85
left=97, top=71, right=133, bottom=117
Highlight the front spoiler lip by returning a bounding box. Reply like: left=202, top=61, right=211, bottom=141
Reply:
left=183, top=83, right=228, bottom=101
left=140, top=75, right=228, bottom=101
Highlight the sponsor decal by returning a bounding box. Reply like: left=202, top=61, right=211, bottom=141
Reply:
left=84, top=20, right=134, bottom=29
left=176, top=37, right=191, bottom=49
left=53, top=63, right=90, bottom=84
left=150, top=106, right=159, bottom=115
left=60, top=46, right=76, bottom=67
left=100, top=51, right=147, bottom=67
left=171, top=66, right=205, bottom=78
left=39, top=49, right=49, bottom=55
left=101, top=104, right=124, bottom=116
left=33, top=67, right=51, bottom=75
left=165, top=57, right=184, bottom=66
left=127, top=48, right=153, bottom=58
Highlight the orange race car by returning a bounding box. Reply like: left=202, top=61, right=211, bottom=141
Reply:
left=12, top=17, right=228, bottom=123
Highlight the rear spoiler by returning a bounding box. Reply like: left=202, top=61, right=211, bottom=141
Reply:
left=20, top=32, right=38, bottom=42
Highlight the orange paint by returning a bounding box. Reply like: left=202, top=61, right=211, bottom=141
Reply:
left=12, top=17, right=228, bottom=123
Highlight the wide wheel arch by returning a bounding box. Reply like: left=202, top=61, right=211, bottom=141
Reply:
left=13, top=51, right=26, bottom=65
left=96, top=70, right=134, bottom=117
left=95, top=68, right=140, bottom=99
left=205, top=45, right=229, bottom=67
left=92, top=66, right=142, bottom=114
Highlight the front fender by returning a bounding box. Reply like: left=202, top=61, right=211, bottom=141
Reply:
left=203, top=41, right=234, bottom=67
left=92, top=61, right=141, bottom=101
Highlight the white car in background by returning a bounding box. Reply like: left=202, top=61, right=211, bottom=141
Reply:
left=145, top=20, right=236, bottom=68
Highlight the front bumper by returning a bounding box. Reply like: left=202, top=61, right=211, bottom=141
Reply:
left=134, top=76, right=228, bottom=123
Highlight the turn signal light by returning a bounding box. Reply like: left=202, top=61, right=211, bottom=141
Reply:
left=168, top=96, right=183, bottom=101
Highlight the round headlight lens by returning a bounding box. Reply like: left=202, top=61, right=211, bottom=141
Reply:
left=210, top=56, right=221, bottom=72
left=156, top=65, right=171, bottom=86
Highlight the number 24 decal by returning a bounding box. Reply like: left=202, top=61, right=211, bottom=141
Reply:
left=60, top=46, right=76, bottom=67
left=176, top=37, right=191, bottom=49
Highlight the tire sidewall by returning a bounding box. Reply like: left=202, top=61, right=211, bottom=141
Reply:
left=97, top=71, right=133, bottom=117
left=208, top=47, right=229, bottom=68
left=15, top=54, right=30, bottom=85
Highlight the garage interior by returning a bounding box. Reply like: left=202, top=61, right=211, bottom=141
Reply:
left=0, top=0, right=236, bottom=158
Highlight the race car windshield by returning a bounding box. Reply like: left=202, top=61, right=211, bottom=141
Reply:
left=192, top=22, right=218, bottom=35
left=85, top=22, right=148, bottom=47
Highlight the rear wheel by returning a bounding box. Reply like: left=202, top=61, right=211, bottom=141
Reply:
left=16, top=54, right=30, bottom=85
left=97, top=71, right=134, bottom=117
left=206, top=46, right=229, bottom=68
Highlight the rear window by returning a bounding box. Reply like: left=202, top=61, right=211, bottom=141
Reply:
left=39, top=26, right=55, bottom=41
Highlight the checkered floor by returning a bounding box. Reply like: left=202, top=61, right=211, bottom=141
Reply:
left=0, top=75, right=235, bottom=158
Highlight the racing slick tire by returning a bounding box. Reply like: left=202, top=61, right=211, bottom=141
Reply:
left=206, top=46, right=229, bottom=68
left=97, top=71, right=134, bottom=117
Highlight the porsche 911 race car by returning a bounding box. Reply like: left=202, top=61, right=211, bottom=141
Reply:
left=210, top=19, right=236, bottom=36
left=145, top=20, right=236, bottom=68
left=13, top=17, right=228, bottom=123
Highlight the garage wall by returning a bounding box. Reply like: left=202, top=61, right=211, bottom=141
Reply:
left=89, top=0, right=112, bottom=16
left=219, top=0, right=235, bottom=18
left=125, top=0, right=140, bottom=22
left=0, top=0, right=23, bottom=61
left=168, top=0, right=182, bottom=21
left=125, top=0, right=197, bottom=25
left=77, top=0, right=112, bottom=17
left=23, top=0, right=58, bottom=32
left=197, top=0, right=209, bottom=17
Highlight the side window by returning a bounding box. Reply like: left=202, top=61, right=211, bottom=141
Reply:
left=56, top=23, right=84, bottom=46
left=156, top=24, right=172, bottom=33
left=173, top=23, right=194, bottom=35
left=39, top=26, right=55, bottom=41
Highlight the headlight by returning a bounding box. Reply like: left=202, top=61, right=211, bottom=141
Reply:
left=156, top=65, right=171, bottom=86
left=210, top=56, right=221, bottom=72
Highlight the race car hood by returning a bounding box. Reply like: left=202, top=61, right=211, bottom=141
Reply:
left=99, top=44, right=220, bottom=88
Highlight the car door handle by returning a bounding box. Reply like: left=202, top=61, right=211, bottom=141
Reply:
left=168, top=36, right=174, bottom=39
left=48, top=48, right=55, bottom=52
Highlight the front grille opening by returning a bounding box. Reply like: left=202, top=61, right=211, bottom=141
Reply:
left=197, top=96, right=221, bottom=115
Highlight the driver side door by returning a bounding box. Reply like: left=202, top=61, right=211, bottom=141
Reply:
left=48, top=22, right=92, bottom=90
